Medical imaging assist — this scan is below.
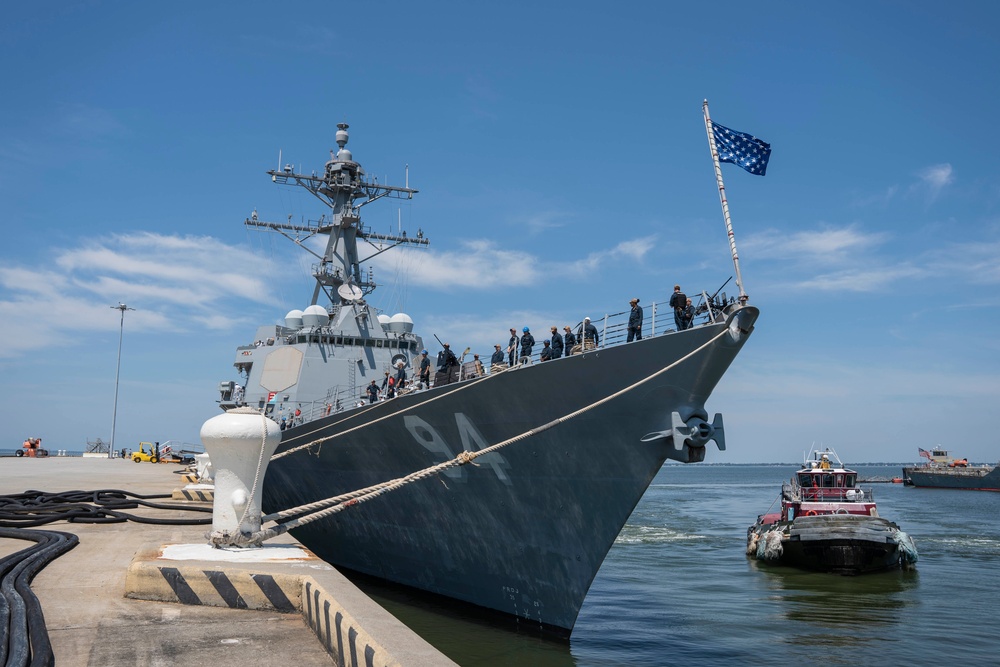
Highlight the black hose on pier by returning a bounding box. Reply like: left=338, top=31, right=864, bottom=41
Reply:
left=0, top=489, right=212, bottom=528
left=0, top=490, right=212, bottom=665
left=1, top=528, right=78, bottom=667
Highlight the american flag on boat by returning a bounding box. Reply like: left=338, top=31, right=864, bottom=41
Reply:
left=918, top=448, right=932, bottom=460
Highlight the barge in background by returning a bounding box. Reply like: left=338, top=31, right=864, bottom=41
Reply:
left=903, top=447, right=1000, bottom=491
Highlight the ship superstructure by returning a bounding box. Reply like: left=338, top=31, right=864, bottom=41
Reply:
left=219, top=124, right=428, bottom=420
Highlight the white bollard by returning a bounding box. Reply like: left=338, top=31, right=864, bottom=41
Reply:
left=200, top=407, right=281, bottom=547
left=194, top=452, right=214, bottom=482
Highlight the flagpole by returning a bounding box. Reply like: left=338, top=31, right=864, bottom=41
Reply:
left=703, top=100, right=748, bottom=305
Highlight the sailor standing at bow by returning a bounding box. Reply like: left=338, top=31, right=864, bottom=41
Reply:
left=563, top=326, right=577, bottom=355
left=669, top=285, right=687, bottom=331
left=507, top=328, right=519, bottom=367
left=578, top=317, right=599, bottom=350
left=550, top=326, right=564, bottom=359
left=418, top=350, right=431, bottom=389
left=490, top=344, right=505, bottom=372
left=627, top=298, right=644, bottom=342
left=519, top=327, right=535, bottom=363
left=438, top=343, right=459, bottom=384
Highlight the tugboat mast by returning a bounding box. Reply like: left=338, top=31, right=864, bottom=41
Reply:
left=245, top=123, right=428, bottom=306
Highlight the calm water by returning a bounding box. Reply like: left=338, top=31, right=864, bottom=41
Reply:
left=359, top=464, right=1000, bottom=666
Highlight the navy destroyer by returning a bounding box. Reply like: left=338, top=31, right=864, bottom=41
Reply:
left=217, top=123, right=760, bottom=634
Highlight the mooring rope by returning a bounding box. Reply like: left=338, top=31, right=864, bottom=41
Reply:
left=244, top=326, right=732, bottom=543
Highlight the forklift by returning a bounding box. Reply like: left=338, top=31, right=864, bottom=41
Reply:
left=132, top=442, right=160, bottom=463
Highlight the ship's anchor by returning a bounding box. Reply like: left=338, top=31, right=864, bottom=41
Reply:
left=640, top=412, right=725, bottom=464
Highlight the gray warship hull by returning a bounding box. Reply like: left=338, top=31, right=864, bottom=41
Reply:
left=261, top=307, right=758, bottom=633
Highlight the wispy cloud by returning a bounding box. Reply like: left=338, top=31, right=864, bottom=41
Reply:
left=850, top=163, right=954, bottom=209
left=57, top=232, right=283, bottom=304
left=915, top=163, right=954, bottom=200
left=931, top=238, right=1000, bottom=285
left=792, top=265, right=922, bottom=292
left=0, top=230, right=665, bottom=359
left=387, top=240, right=540, bottom=289
left=744, top=223, right=925, bottom=292
left=373, top=234, right=658, bottom=290
left=747, top=220, right=1000, bottom=293
left=57, top=102, right=128, bottom=140
left=744, top=225, right=887, bottom=265
left=0, top=233, right=288, bottom=357
left=565, top=235, right=657, bottom=278
left=715, top=352, right=1000, bottom=462
left=523, top=211, right=569, bottom=235
left=850, top=185, right=899, bottom=208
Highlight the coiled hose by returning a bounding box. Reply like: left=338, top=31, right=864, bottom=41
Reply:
left=0, top=490, right=211, bottom=665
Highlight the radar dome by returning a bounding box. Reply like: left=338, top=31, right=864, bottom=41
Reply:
left=284, top=309, right=304, bottom=330
left=377, top=314, right=391, bottom=330
left=301, top=305, right=330, bottom=327
left=387, top=313, right=414, bottom=334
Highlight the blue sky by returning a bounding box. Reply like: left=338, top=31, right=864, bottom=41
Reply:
left=2, top=1, right=998, bottom=463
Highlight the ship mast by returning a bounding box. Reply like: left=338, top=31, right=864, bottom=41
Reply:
left=245, top=123, right=428, bottom=306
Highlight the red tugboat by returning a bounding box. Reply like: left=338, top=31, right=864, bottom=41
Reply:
left=747, top=448, right=918, bottom=574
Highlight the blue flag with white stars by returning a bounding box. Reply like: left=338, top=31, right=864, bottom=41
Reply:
left=711, top=121, right=771, bottom=176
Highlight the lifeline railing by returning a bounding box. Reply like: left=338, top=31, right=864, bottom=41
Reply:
left=243, top=288, right=743, bottom=424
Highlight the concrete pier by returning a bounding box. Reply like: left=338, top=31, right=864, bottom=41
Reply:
left=0, top=456, right=456, bottom=667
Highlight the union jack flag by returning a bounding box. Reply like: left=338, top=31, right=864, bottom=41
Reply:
left=918, top=447, right=932, bottom=460
left=711, top=121, right=771, bottom=176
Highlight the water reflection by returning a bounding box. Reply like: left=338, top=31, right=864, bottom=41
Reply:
left=751, top=561, right=920, bottom=646
left=350, top=574, right=577, bottom=667
left=323, top=467, right=997, bottom=666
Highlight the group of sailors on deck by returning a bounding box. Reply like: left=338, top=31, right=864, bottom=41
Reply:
left=501, top=318, right=600, bottom=369
left=347, top=286, right=704, bottom=406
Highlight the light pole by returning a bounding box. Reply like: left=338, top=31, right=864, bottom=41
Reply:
left=110, top=303, right=135, bottom=459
